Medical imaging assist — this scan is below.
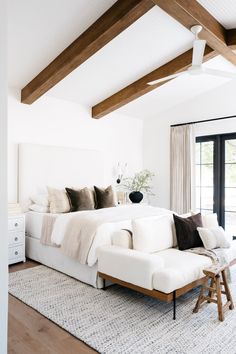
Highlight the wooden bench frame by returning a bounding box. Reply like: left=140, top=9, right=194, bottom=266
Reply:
left=98, top=259, right=236, bottom=320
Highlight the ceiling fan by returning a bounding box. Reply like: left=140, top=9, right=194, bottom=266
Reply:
left=148, top=25, right=236, bottom=86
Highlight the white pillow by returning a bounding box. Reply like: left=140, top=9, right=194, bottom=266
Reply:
left=197, top=226, right=231, bottom=250
left=47, top=187, right=70, bottom=214
left=29, top=204, right=49, bottom=213
left=112, top=230, right=132, bottom=249
left=190, top=211, right=219, bottom=228
left=132, top=215, right=174, bottom=253
left=30, top=194, right=49, bottom=207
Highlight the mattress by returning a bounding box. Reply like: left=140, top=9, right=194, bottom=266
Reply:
left=25, top=211, right=57, bottom=240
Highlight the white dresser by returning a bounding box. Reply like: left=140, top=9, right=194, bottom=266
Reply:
left=8, top=214, right=26, bottom=265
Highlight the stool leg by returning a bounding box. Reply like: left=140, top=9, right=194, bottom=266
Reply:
left=216, top=275, right=224, bottom=322
left=222, top=270, right=234, bottom=310
left=193, top=277, right=208, bottom=313
left=207, top=278, right=215, bottom=303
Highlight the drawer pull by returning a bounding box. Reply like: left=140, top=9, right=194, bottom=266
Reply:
left=15, top=251, right=18, bottom=256
left=14, top=237, right=18, bottom=242
left=14, top=223, right=18, bottom=227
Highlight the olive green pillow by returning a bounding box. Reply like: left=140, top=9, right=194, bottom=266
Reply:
left=94, top=185, right=116, bottom=209
left=66, top=187, right=95, bottom=212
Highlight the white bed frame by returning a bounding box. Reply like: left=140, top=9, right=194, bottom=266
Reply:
left=19, top=143, right=105, bottom=288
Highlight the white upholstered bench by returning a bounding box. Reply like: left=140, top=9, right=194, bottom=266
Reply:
left=97, top=243, right=236, bottom=319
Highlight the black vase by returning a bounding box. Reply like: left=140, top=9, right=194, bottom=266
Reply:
left=129, top=191, right=143, bottom=203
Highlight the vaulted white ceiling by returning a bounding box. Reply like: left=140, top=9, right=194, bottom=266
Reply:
left=197, top=0, right=236, bottom=29
left=8, top=0, right=117, bottom=88
left=8, top=0, right=236, bottom=119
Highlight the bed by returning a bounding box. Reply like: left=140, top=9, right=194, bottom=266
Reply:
left=25, top=204, right=172, bottom=287
left=19, top=143, right=171, bottom=288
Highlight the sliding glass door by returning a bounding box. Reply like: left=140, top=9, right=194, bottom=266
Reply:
left=196, top=133, right=236, bottom=236
left=223, top=136, right=236, bottom=234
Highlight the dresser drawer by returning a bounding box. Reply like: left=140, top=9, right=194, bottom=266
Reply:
left=8, top=231, right=24, bottom=246
left=8, top=245, right=24, bottom=261
left=8, top=217, right=24, bottom=232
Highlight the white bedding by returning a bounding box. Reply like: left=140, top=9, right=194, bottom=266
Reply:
left=26, top=211, right=58, bottom=240
left=26, top=205, right=173, bottom=267
left=50, top=205, right=173, bottom=266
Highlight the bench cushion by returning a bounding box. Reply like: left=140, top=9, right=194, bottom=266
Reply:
left=152, top=249, right=212, bottom=293
left=98, top=245, right=164, bottom=290
left=153, top=243, right=236, bottom=293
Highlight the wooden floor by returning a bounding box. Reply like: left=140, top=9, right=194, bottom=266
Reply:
left=8, top=260, right=97, bottom=354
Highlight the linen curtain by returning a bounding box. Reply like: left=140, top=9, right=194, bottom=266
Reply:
left=170, top=124, right=195, bottom=214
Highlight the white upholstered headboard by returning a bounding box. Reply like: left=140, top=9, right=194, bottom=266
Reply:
left=18, top=143, right=104, bottom=207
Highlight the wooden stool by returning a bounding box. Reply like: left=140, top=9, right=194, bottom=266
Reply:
left=193, top=264, right=234, bottom=321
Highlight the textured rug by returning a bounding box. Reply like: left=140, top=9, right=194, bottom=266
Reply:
left=9, top=265, right=236, bottom=354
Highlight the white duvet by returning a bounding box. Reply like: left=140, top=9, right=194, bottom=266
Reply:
left=51, top=204, right=172, bottom=266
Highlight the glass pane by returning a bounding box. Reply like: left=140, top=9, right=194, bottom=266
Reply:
left=196, top=165, right=200, bottom=186
left=201, top=141, right=214, bottom=164
left=201, top=187, right=214, bottom=210
left=225, top=188, right=236, bottom=212
left=195, top=140, right=214, bottom=213
left=195, top=143, right=200, bottom=164
left=201, top=165, right=213, bottom=187
left=200, top=209, right=213, bottom=216
left=225, top=212, right=236, bottom=236
left=225, top=164, right=236, bottom=187
left=196, top=187, right=201, bottom=209
left=225, top=139, right=236, bottom=163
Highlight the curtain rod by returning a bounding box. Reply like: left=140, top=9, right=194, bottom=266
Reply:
left=170, top=114, right=236, bottom=127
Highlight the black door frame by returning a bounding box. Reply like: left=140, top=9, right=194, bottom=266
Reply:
left=196, top=132, right=236, bottom=228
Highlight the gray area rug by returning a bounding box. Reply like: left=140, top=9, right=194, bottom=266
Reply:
left=9, top=265, right=236, bottom=354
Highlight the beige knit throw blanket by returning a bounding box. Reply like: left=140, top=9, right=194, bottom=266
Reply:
left=185, top=247, right=232, bottom=282
left=60, top=206, right=172, bottom=264
left=40, top=214, right=58, bottom=246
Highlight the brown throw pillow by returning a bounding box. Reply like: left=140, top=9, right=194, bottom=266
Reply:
left=173, top=213, right=203, bottom=250
left=94, top=185, right=116, bottom=209
left=66, top=187, right=95, bottom=212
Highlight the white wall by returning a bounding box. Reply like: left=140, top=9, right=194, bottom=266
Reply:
left=0, top=0, right=8, bottom=352
left=144, top=80, right=236, bottom=209
left=8, top=88, right=143, bottom=202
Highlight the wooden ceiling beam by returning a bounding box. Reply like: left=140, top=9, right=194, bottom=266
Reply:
left=92, top=46, right=216, bottom=118
left=153, top=0, right=236, bottom=66
left=92, top=3, right=236, bottom=119
left=21, top=0, right=155, bottom=104
left=227, top=28, right=236, bottom=50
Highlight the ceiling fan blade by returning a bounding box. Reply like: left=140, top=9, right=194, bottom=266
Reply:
left=148, top=72, right=186, bottom=85
left=204, top=68, right=236, bottom=79
left=192, top=39, right=206, bottom=66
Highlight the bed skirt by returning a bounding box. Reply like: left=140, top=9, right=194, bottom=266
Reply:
left=25, top=236, right=103, bottom=288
